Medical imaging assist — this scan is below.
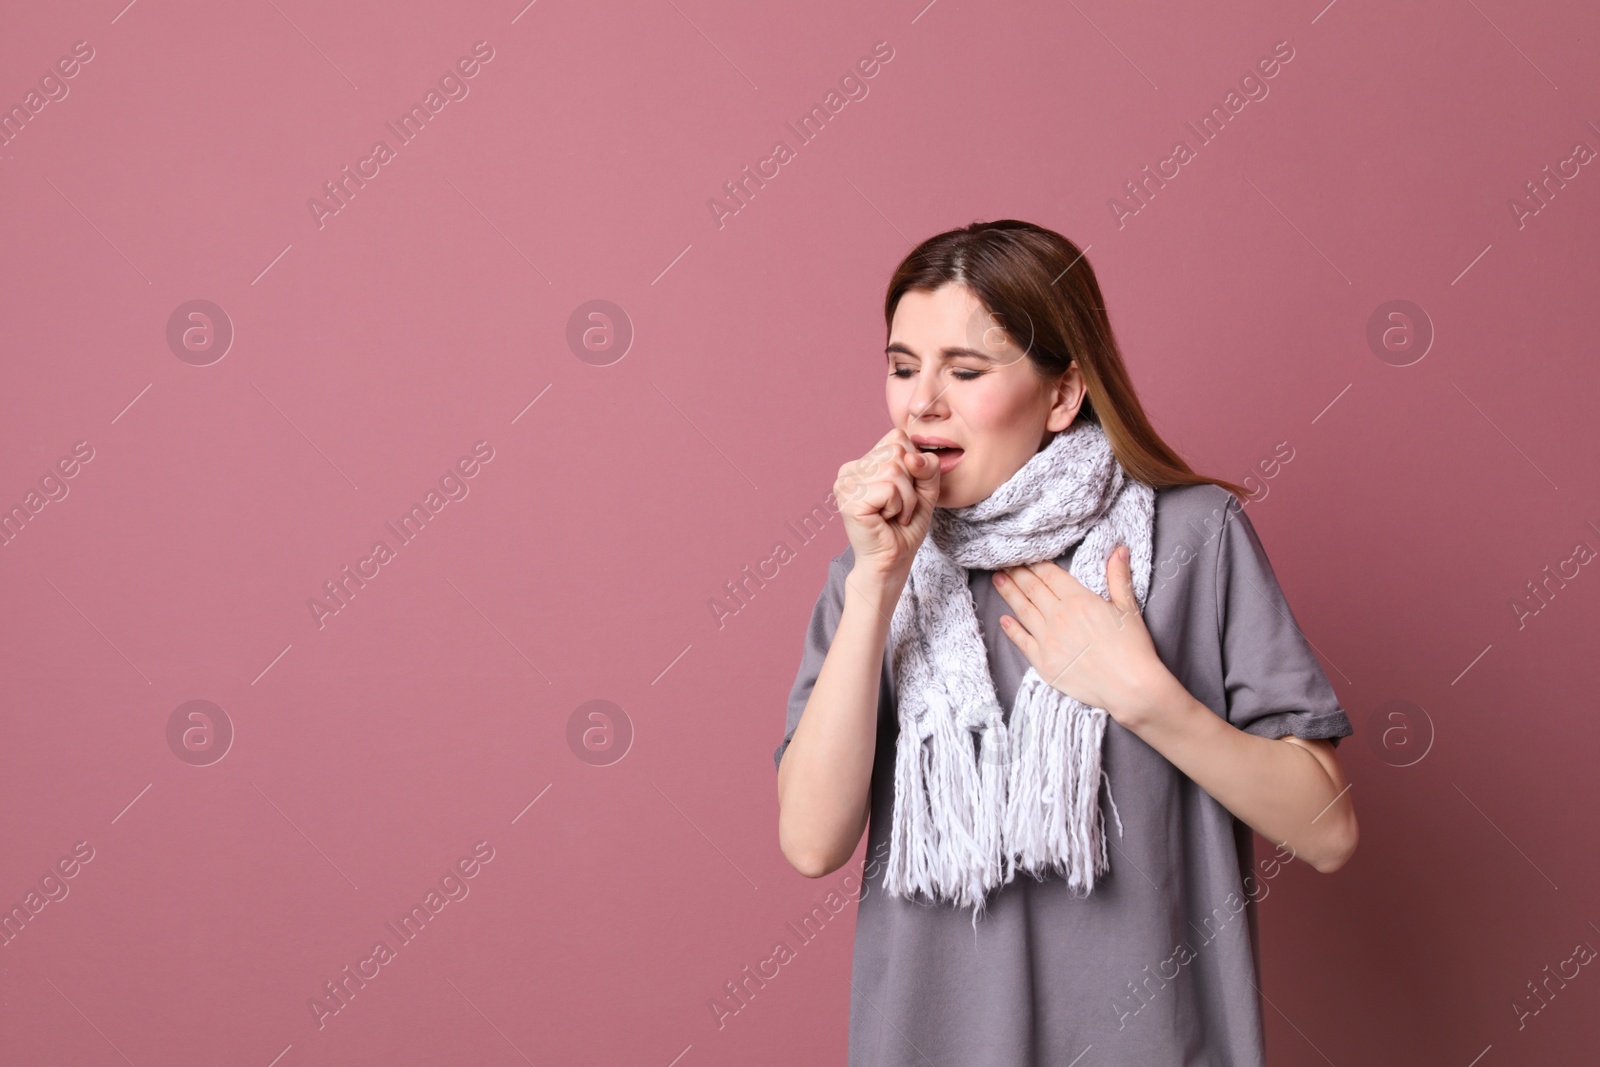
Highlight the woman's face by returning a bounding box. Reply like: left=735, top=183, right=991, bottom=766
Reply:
left=886, top=283, right=1085, bottom=508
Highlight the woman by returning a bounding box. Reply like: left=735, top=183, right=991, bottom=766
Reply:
left=774, top=219, right=1357, bottom=1066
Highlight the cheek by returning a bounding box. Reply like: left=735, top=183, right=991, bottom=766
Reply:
left=958, top=381, right=1042, bottom=477
left=885, top=379, right=907, bottom=420
left=954, top=380, right=1018, bottom=433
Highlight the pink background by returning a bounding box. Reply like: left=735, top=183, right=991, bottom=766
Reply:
left=3, top=0, right=1599, bottom=1064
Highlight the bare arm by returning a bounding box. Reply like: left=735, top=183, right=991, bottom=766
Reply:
left=1123, top=677, right=1359, bottom=873
left=776, top=568, right=903, bottom=877
left=776, top=427, right=939, bottom=879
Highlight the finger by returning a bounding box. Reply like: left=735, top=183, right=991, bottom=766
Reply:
left=1002, top=563, right=1058, bottom=605
left=873, top=425, right=907, bottom=451
left=862, top=442, right=902, bottom=489
left=881, top=430, right=920, bottom=476
left=845, top=470, right=898, bottom=522
left=881, top=462, right=916, bottom=524
left=835, top=460, right=876, bottom=505
left=840, top=437, right=907, bottom=504
left=997, top=612, right=1035, bottom=657
left=853, top=432, right=902, bottom=477
left=836, top=467, right=876, bottom=508
left=907, top=446, right=941, bottom=488
left=896, top=474, right=918, bottom=524
left=883, top=441, right=921, bottom=489
left=992, top=569, right=1045, bottom=632
left=870, top=444, right=921, bottom=524
left=1019, top=560, right=1073, bottom=601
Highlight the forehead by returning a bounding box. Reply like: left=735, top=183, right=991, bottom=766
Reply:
left=889, top=285, right=1019, bottom=357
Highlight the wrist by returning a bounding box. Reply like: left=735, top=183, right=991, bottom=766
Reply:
left=1119, top=664, right=1187, bottom=734
left=845, top=565, right=905, bottom=613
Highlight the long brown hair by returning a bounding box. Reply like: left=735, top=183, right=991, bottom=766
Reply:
left=884, top=219, right=1250, bottom=502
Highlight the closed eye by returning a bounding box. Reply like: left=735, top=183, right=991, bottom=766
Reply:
left=890, top=366, right=983, bottom=381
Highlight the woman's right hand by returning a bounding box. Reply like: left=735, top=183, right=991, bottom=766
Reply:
left=834, top=427, right=942, bottom=584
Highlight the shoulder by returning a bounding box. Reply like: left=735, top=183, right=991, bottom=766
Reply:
left=1148, top=482, right=1246, bottom=595
left=1152, top=482, right=1242, bottom=555
left=1154, top=481, right=1241, bottom=526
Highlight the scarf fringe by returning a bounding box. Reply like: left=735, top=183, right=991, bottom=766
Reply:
left=1004, top=672, right=1115, bottom=895
left=884, top=671, right=1127, bottom=926
left=886, top=688, right=993, bottom=913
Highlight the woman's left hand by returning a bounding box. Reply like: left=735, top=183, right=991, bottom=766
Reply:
left=992, top=545, right=1174, bottom=729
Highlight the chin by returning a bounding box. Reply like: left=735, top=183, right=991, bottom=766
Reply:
left=939, top=489, right=976, bottom=509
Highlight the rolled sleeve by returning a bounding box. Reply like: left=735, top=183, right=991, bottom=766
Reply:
left=1214, top=494, right=1353, bottom=748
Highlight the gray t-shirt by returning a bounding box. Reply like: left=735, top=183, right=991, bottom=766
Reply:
left=774, top=482, right=1353, bottom=1066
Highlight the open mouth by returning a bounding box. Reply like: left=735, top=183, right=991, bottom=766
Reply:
left=915, top=445, right=965, bottom=472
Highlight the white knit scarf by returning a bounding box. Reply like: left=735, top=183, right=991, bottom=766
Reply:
left=882, top=418, right=1155, bottom=926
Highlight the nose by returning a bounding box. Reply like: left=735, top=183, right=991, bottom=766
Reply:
left=907, top=366, right=950, bottom=425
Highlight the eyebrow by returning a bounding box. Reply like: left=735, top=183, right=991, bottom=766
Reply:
left=884, top=343, right=1001, bottom=363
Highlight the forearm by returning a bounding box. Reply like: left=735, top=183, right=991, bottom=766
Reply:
left=777, top=569, right=902, bottom=877
left=1121, top=674, right=1357, bottom=873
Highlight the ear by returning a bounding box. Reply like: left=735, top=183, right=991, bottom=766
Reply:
left=1045, top=361, right=1085, bottom=432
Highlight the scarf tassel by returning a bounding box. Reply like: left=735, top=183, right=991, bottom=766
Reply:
left=888, top=688, right=981, bottom=909
left=887, top=675, right=1129, bottom=922
left=1003, top=673, right=1122, bottom=897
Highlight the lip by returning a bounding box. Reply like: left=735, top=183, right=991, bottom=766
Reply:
left=909, top=434, right=964, bottom=474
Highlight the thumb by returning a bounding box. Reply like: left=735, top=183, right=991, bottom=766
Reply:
left=910, top=447, right=940, bottom=486
left=1108, top=544, right=1139, bottom=615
